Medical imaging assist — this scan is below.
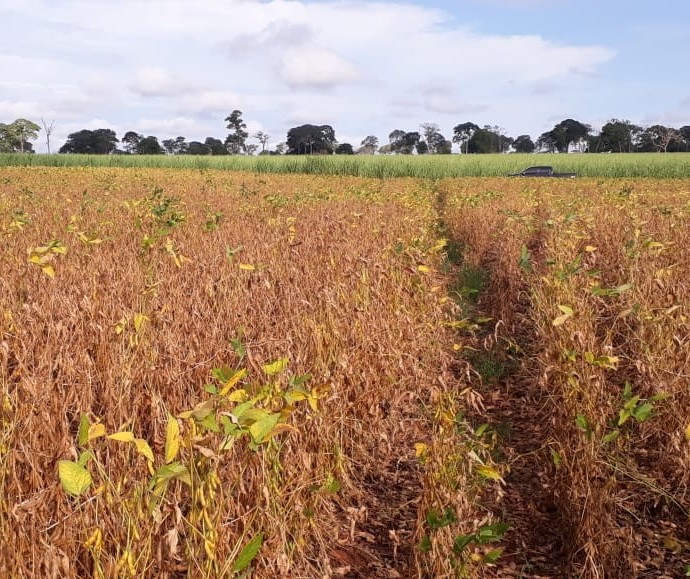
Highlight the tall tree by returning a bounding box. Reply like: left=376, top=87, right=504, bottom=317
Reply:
left=253, top=131, right=270, bottom=154
left=286, top=124, right=336, bottom=155
left=643, top=125, right=680, bottom=153
left=0, top=123, right=18, bottom=153
left=41, top=118, right=55, bottom=154
left=421, top=123, right=450, bottom=154
left=679, top=126, right=690, bottom=152
left=389, top=130, right=420, bottom=154
left=137, top=136, right=165, bottom=155
left=187, top=141, right=210, bottom=155
left=0, top=119, right=40, bottom=153
left=204, top=137, right=227, bottom=155
left=162, top=136, right=188, bottom=155
left=540, top=119, right=591, bottom=153
left=59, top=129, right=118, bottom=154
left=11, top=119, right=40, bottom=153
left=359, top=135, right=379, bottom=155
left=536, top=132, right=558, bottom=153
left=122, top=131, right=141, bottom=154
left=467, top=126, right=496, bottom=154
left=420, top=123, right=440, bottom=153
left=225, top=110, right=248, bottom=154
left=335, top=143, right=355, bottom=155
left=452, top=122, right=479, bottom=154
left=597, top=119, right=642, bottom=153
left=513, top=134, right=535, bottom=154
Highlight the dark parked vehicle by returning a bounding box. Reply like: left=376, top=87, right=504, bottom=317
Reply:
left=510, top=166, right=577, bottom=178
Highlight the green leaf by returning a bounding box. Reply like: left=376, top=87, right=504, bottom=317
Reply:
left=483, top=548, right=504, bottom=563
left=218, top=368, right=248, bottom=396
left=623, top=395, right=641, bottom=411
left=78, top=413, right=90, bottom=447
left=419, top=535, right=432, bottom=553
left=149, top=462, right=191, bottom=489
left=623, top=381, right=633, bottom=401
left=452, top=534, right=475, bottom=554
left=249, top=413, right=280, bottom=444
left=323, top=476, right=341, bottom=494
left=633, top=402, right=653, bottom=423
left=474, top=423, right=490, bottom=437
left=612, top=283, right=632, bottom=294
left=199, top=412, right=220, bottom=433
left=58, top=460, right=93, bottom=496
left=575, top=414, right=591, bottom=435
left=231, top=533, right=263, bottom=573
left=178, top=399, right=215, bottom=422
left=475, top=522, right=510, bottom=544
left=211, top=365, right=234, bottom=383
left=230, top=338, right=246, bottom=359
left=550, top=449, right=562, bottom=468
left=426, top=508, right=456, bottom=529
left=77, top=450, right=93, bottom=468
left=220, top=415, right=239, bottom=436
left=476, top=464, right=502, bottom=481
left=289, top=373, right=312, bottom=388
left=261, top=357, right=288, bottom=376
left=238, top=407, right=270, bottom=425
left=602, top=429, right=621, bottom=444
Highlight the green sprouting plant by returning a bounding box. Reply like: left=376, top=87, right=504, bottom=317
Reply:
left=239, top=182, right=257, bottom=198
left=419, top=510, right=509, bottom=567
left=602, top=382, right=664, bottom=444
left=452, top=522, right=509, bottom=562
left=204, top=210, right=224, bottom=232
left=7, top=209, right=30, bottom=232
left=149, top=187, right=186, bottom=228
left=58, top=353, right=325, bottom=576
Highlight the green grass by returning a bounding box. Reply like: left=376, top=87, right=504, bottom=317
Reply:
left=2, top=152, right=690, bottom=178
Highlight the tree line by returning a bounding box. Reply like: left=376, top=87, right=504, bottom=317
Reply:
left=2, top=111, right=690, bottom=155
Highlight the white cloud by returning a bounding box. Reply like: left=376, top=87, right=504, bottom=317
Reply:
left=177, top=91, right=243, bottom=116
left=280, top=45, right=359, bottom=89
left=0, top=100, right=43, bottom=120
left=425, top=97, right=489, bottom=116
left=0, top=0, right=625, bottom=150
left=136, top=116, right=208, bottom=138
left=130, top=67, right=197, bottom=98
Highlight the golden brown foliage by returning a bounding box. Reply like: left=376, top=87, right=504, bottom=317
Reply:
left=0, top=168, right=498, bottom=578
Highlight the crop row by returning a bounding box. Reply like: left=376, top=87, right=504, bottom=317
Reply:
left=2, top=152, right=690, bottom=178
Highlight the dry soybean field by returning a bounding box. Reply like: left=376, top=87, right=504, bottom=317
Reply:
left=1, top=167, right=689, bottom=578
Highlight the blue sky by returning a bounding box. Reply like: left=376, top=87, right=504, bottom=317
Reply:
left=1, top=0, right=688, bottom=152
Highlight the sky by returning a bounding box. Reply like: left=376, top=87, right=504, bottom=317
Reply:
left=1, top=0, right=689, bottom=153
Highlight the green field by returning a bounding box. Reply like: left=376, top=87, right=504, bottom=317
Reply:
left=2, top=152, right=690, bottom=178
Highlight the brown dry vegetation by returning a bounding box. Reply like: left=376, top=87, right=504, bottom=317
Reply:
left=0, top=168, right=501, bottom=578
left=1, top=168, right=689, bottom=578
left=441, top=178, right=690, bottom=577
